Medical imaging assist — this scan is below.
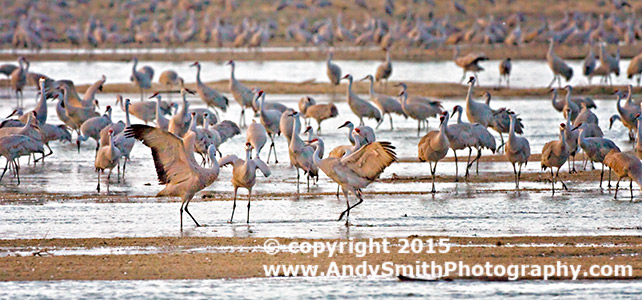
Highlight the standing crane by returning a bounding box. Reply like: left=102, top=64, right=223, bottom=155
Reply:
left=191, top=61, right=229, bottom=114
left=342, top=74, right=382, bottom=126
left=219, top=143, right=271, bottom=223
left=227, top=60, right=254, bottom=128
left=546, top=39, right=573, bottom=88
left=505, top=113, right=530, bottom=190
left=541, top=123, right=570, bottom=195
left=361, top=74, right=405, bottom=130
left=311, top=137, right=396, bottom=225
left=418, top=111, right=450, bottom=193
left=125, top=125, right=224, bottom=229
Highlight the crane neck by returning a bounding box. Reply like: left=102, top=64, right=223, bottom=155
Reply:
left=307, top=128, right=313, bottom=141
left=195, top=64, right=202, bottom=84
left=24, top=114, right=33, bottom=130
left=439, top=114, right=449, bottom=136
left=509, top=116, right=516, bottom=138
left=189, top=115, right=197, bottom=132
left=132, top=59, right=138, bottom=73
left=290, top=115, right=302, bottom=147
left=456, top=107, right=463, bottom=124
left=124, top=102, right=130, bottom=126
left=208, top=146, right=219, bottom=172
left=245, top=147, right=252, bottom=162
left=346, top=123, right=355, bottom=145
left=367, top=77, right=374, bottom=96
left=560, top=128, right=567, bottom=144
left=229, top=63, right=236, bottom=81
left=551, top=89, right=559, bottom=106
left=312, top=144, right=322, bottom=166
left=465, top=82, right=474, bottom=105
left=155, top=97, right=162, bottom=119
left=346, top=76, right=353, bottom=96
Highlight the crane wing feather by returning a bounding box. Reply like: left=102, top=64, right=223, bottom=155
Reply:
left=340, top=141, right=397, bottom=181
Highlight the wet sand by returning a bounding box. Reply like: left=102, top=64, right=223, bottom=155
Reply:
left=69, top=80, right=634, bottom=99
left=1, top=236, right=640, bottom=281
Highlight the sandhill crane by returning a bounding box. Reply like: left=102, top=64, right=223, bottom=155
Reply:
left=499, top=58, right=511, bottom=88
left=191, top=62, right=229, bottom=114
left=219, top=143, right=271, bottom=223
left=326, top=52, right=341, bottom=85
left=280, top=108, right=300, bottom=144
left=304, top=126, right=324, bottom=158
left=298, top=96, right=338, bottom=131
left=418, top=111, right=450, bottom=193
left=603, top=150, right=642, bottom=200
left=563, top=108, right=580, bottom=173
left=0, top=63, right=17, bottom=96
left=551, top=87, right=579, bottom=121
left=38, top=124, right=72, bottom=161
left=447, top=105, right=475, bottom=181
left=125, top=125, right=223, bottom=229
left=130, top=57, right=152, bottom=101
left=257, top=91, right=282, bottom=163
left=636, top=114, right=642, bottom=160
left=0, top=134, right=44, bottom=184
left=10, top=56, right=28, bottom=108
left=288, top=111, right=318, bottom=192
left=583, top=45, right=597, bottom=85
left=95, top=129, right=121, bottom=192
left=78, top=106, right=112, bottom=154
left=116, top=95, right=151, bottom=124
left=158, top=69, right=183, bottom=99
left=361, top=74, right=405, bottom=130
left=168, top=88, right=193, bottom=137
left=453, top=45, right=488, bottom=84
left=612, top=89, right=639, bottom=140
left=398, top=89, right=434, bottom=136
left=342, top=74, right=382, bottom=126
left=311, top=137, right=396, bottom=225
left=211, top=120, right=241, bottom=147
left=627, top=52, right=642, bottom=86
left=505, top=113, right=531, bottom=190
left=546, top=39, right=573, bottom=88
left=338, top=121, right=376, bottom=146
left=598, top=43, right=620, bottom=86
left=227, top=60, right=254, bottom=128
left=19, top=78, right=48, bottom=126
left=574, top=102, right=599, bottom=125
left=247, top=119, right=268, bottom=159
left=541, top=123, right=570, bottom=195
left=83, top=75, right=106, bottom=105
left=60, top=84, right=100, bottom=132
left=148, top=93, right=171, bottom=130
left=375, top=49, right=392, bottom=86
left=250, top=88, right=287, bottom=114
left=112, top=99, right=135, bottom=179
left=464, top=78, right=522, bottom=149
left=574, top=124, right=620, bottom=188
left=396, top=82, right=443, bottom=128
left=299, top=96, right=317, bottom=126
left=451, top=105, right=496, bottom=179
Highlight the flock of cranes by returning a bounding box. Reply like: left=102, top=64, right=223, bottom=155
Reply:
left=3, top=46, right=642, bottom=228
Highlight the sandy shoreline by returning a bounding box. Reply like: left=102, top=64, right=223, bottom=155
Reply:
left=1, top=235, right=640, bottom=281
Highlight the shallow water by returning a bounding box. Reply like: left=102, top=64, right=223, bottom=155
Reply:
left=0, top=89, right=641, bottom=239
left=1, top=278, right=642, bottom=299
left=0, top=58, right=636, bottom=88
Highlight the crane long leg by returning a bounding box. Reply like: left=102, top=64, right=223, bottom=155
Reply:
left=417, top=120, right=421, bottom=137
left=464, top=147, right=473, bottom=179
left=14, top=161, right=20, bottom=185
left=630, top=179, right=633, bottom=200
left=608, top=167, right=612, bottom=188
left=430, top=161, right=438, bottom=193
left=0, top=160, right=9, bottom=183
left=183, top=196, right=200, bottom=227
left=389, top=113, right=394, bottom=130
left=454, top=151, right=459, bottom=182
left=599, top=163, right=604, bottom=189
left=614, top=177, right=622, bottom=199
left=97, top=169, right=101, bottom=192
left=518, top=163, right=523, bottom=189
left=336, top=185, right=340, bottom=199
left=556, top=168, right=568, bottom=190
left=337, top=189, right=351, bottom=224
left=547, top=75, right=556, bottom=88
left=123, top=158, right=128, bottom=180
left=296, top=168, right=300, bottom=194
left=246, top=189, right=252, bottom=223
left=512, top=163, right=518, bottom=189
left=230, top=187, right=238, bottom=223
left=550, top=168, right=555, bottom=195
